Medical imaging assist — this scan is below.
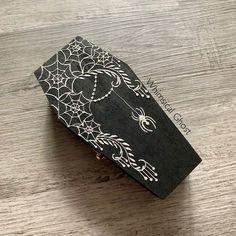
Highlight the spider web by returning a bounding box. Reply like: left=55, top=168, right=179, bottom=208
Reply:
left=63, top=39, right=98, bottom=75
left=76, top=119, right=102, bottom=142
left=38, top=52, right=88, bottom=99
left=57, top=92, right=92, bottom=127
left=62, top=37, right=117, bottom=74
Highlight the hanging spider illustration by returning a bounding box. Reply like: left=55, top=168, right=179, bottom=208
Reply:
left=131, top=107, right=156, bottom=133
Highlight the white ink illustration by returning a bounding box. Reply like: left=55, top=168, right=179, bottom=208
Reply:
left=36, top=36, right=158, bottom=182
left=131, top=107, right=156, bottom=133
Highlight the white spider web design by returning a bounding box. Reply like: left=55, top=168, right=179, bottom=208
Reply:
left=63, top=37, right=117, bottom=68
left=57, top=92, right=92, bottom=128
left=38, top=54, right=73, bottom=91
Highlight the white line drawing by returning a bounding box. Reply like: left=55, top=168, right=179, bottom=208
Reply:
left=113, top=90, right=157, bottom=133
left=36, top=36, right=158, bottom=182
left=131, top=107, right=156, bottom=133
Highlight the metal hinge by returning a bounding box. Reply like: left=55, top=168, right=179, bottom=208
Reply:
left=93, top=149, right=106, bottom=160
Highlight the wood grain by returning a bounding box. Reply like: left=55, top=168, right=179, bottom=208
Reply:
left=0, top=0, right=235, bottom=235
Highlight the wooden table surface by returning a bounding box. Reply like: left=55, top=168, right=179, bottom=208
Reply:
left=0, top=1, right=235, bottom=235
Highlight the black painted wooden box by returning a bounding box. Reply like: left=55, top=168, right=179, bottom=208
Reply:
left=34, top=36, right=201, bottom=199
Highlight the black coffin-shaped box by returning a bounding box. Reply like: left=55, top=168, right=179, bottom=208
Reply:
left=34, top=36, right=202, bottom=199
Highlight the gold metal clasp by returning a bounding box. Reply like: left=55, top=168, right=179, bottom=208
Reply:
left=93, top=149, right=105, bottom=160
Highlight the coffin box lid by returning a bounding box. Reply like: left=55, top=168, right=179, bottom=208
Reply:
left=34, top=36, right=202, bottom=199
